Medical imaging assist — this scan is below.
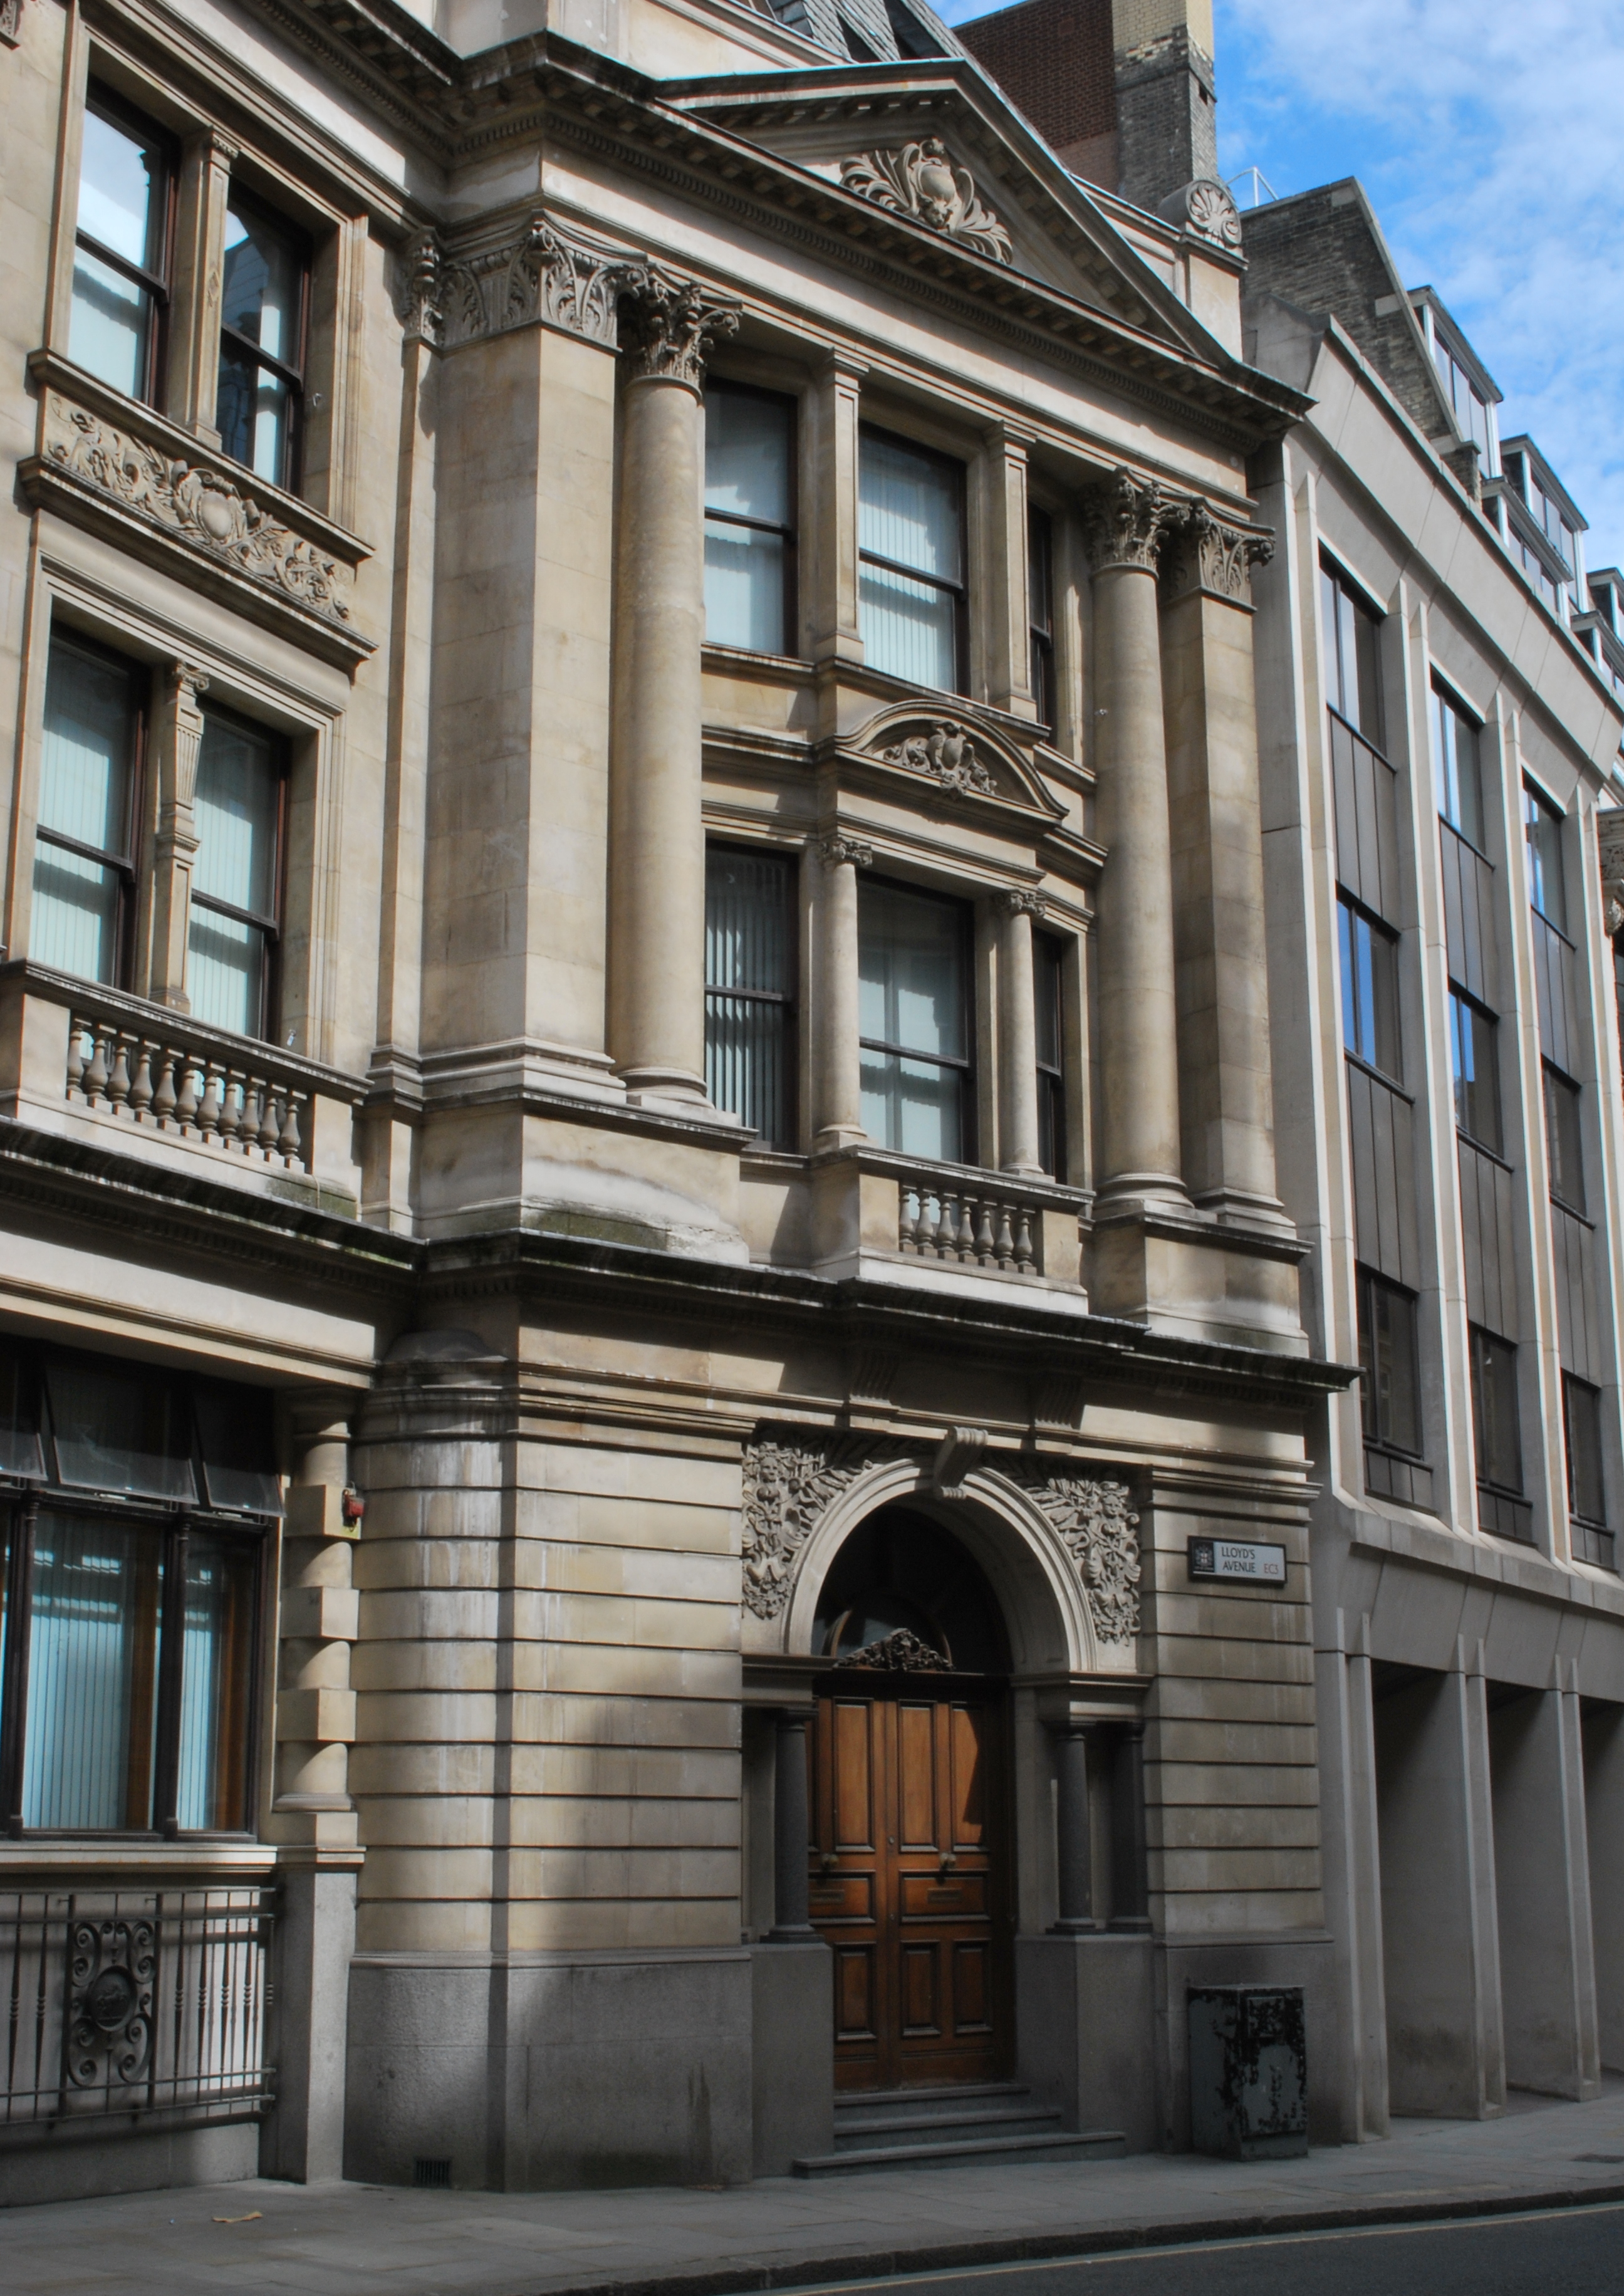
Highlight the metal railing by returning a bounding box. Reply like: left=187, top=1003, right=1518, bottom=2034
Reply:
left=1, top=1886, right=274, bottom=2131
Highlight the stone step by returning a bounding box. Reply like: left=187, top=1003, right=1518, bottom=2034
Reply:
left=834, top=2104, right=1064, bottom=2150
left=793, top=2127, right=1126, bottom=2178
left=833, top=2081, right=1031, bottom=2122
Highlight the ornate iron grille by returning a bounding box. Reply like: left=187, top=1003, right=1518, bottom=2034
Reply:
left=0, top=1886, right=273, bottom=2129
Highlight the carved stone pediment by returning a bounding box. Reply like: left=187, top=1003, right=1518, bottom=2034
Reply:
left=838, top=140, right=1012, bottom=267
left=851, top=707, right=1065, bottom=819
left=835, top=1628, right=950, bottom=1672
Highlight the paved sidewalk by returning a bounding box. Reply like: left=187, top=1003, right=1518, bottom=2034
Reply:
left=7, top=2087, right=1624, bottom=2296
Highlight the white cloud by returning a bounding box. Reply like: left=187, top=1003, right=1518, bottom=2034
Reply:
left=1217, top=0, right=1624, bottom=565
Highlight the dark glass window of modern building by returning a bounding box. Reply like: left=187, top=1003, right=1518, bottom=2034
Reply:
left=1450, top=991, right=1501, bottom=1153
left=1034, top=929, right=1066, bottom=1180
left=0, top=1346, right=278, bottom=1834
left=1543, top=1063, right=1586, bottom=1214
left=32, top=630, right=144, bottom=989
left=1338, top=895, right=1401, bottom=1079
left=858, top=879, right=972, bottom=1163
left=217, top=193, right=308, bottom=489
left=858, top=429, right=965, bottom=695
left=1524, top=785, right=1567, bottom=931
left=703, top=384, right=796, bottom=658
left=1321, top=561, right=1384, bottom=746
left=1028, top=507, right=1056, bottom=738
left=1469, top=1325, right=1523, bottom=1503
left=69, top=86, right=173, bottom=406
left=1356, top=1268, right=1422, bottom=1461
left=1563, top=1374, right=1610, bottom=1565
left=1433, top=683, right=1485, bottom=848
left=704, top=846, right=795, bottom=1149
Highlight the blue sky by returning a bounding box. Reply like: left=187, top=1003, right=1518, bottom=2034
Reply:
left=939, top=0, right=1624, bottom=575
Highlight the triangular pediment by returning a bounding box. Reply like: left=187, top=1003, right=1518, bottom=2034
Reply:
left=844, top=701, right=1065, bottom=818
left=663, top=61, right=1227, bottom=355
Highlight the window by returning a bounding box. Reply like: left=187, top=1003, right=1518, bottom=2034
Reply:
left=217, top=193, right=307, bottom=489
left=1338, top=895, right=1401, bottom=1078
left=1543, top=1064, right=1586, bottom=1213
left=1524, top=786, right=1566, bottom=930
left=1430, top=333, right=1492, bottom=464
left=187, top=709, right=285, bottom=1040
left=704, top=846, right=795, bottom=1149
left=1450, top=992, right=1501, bottom=1152
left=1034, top=930, right=1066, bottom=1180
left=858, top=429, right=964, bottom=693
left=1513, top=530, right=1563, bottom=615
left=1356, top=1268, right=1422, bottom=1461
left=704, top=384, right=795, bottom=657
left=31, top=631, right=143, bottom=987
left=1433, top=684, right=1484, bottom=847
left=1564, top=1375, right=1611, bottom=1565
left=69, top=87, right=172, bottom=404
left=1028, top=508, right=1056, bottom=737
left=0, top=1347, right=274, bottom=1836
left=1469, top=1325, right=1523, bottom=1501
left=859, top=879, right=972, bottom=1162
left=1321, top=561, right=1383, bottom=747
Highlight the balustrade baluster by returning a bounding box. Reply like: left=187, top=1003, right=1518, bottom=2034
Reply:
left=151, top=1051, right=178, bottom=1128
left=84, top=1027, right=111, bottom=1105
left=174, top=1059, right=200, bottom=1134
left=897, top=1186, right=917, bottom=1253
left=994, top=1201, right=1015, bottom=1269
left=278, top=1093, right=304, bottom=1167
left=254, top=1081, right=279, bottom=1157
left=128, top=1041, right=156, bottom=1120
left=65, top=1021, right=89, bottom=1099
left=969, top=1197, right=994, bottom=1265
left=106, top=1034, right=133, bottom=1110
left=1014, top=1207, right=1036, bottom=1273
left=197, top=1063, right=225, bottom=1142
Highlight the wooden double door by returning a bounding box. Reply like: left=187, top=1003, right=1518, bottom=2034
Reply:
left=808, top=1677, right=1011, bottom=2091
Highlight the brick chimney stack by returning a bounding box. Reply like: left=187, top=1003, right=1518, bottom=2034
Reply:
left=958, top=0, right=1219, bottom=215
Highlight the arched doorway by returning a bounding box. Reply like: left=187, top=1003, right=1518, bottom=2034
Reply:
left=806, top=1506, right=1013, bottom=2092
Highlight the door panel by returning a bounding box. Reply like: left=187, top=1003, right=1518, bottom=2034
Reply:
left=811, top=1679, right=1010, bottom=2090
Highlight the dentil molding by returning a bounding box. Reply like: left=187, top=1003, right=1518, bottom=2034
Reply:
left=838, top=139, right=1014, bottom=268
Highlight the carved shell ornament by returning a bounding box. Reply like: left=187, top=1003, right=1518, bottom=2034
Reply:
left=838, top=139, right=1014, bottom=266
left=879, top=721, right=996, bottom=795
left=1180, top=179, right=1244, bottom=252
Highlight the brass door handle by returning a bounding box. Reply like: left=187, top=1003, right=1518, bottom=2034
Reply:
left=819, top=1852, right=838, bottom=1876
left=939, top=1852, right=958, bottom=1879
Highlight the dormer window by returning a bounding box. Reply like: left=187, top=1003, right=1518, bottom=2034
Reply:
left=1430, top=331, right=1492, bottom=466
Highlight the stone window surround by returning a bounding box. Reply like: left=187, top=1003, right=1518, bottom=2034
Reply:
left=46, top=21, right=368, bottom=536
left=9, top=556, right=348, bottom=1068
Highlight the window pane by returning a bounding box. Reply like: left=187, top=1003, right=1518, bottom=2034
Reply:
left=1566, top=1377, right=1606, bottom=1526
left=704, top=521, right=787, bottom=654
left=705, top=848, right=793, bottom=1146
left=1434, top=689, right=1484, bottom=846
left=187, top=905, right=268, bottom=1039
left=22, top=1515, right=160, bottom=1830
left=1524, top=789, right=1566, bottom=929
left=69, top=245, right=153, bottom=400
left=1470, top=1327, right=1522, bottom=1494
left=1338, top=900, right=1400, bottom=1077
left=1034, top=934, right=1063, bottom=1071
left=860, top=1048, right=964, bottom=1162
left=860, top=882, right=965, bottom=1060
left=45, top=1359, right=195, bottom=1504
left=1358, top=1273, right=1420, bottom=1456
left=30, top=842, right=122, bottom=984
left=859, top=561, right=957, bottom=690
left=175, top=1533, right=256, bottom=1831
left=859, top=431, right=960, bottom=581
left=704, top=387, right=792, bottom=527
left=222, top=202, right=300, bottom=366
left=38, top=639, right=135, bottom=857
left=1450, top=994, right=1501, bottom=1152
left=1544, top=1067, right=1585, bottom=1213
left=0, top=1352, right=44, bottom=1481
left=77, top=105, right=162, bottom=268
left=194, top=1380, right=282, bottom=1516
left=216, top=338, right=293, bottom=484
left=194, top=714, right=279, bottom=917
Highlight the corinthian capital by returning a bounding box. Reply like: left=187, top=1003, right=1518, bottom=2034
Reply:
left=618, top=272, right=741, bottom=392
left=820, top=832, right=875, bottom=872
left=1162, top=499, right=1275, bottom=605
left=994, top=887, right=1046, bottom=921
left=1081, top=467, right=1179, bottom=575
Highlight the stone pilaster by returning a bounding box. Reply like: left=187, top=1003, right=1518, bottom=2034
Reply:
left=996, top=887, right=1044, bottom=1176
left=271, top=1394, right=360, bottom=1851
left=140, top=663, right=208, bottom=1011
left=1083, top=468, right=1187, bottom=1210
left=806, top=353, right=866, bottom=669
left=1161, top=501, right=1293, bottom=1229
left=608, top=274, right=740, bottom=1104
left=979, top=424, right=1035, bottom=716
left=166, top=128, right=237, bottom=447
left=814, top=832, right=872, bottom=1148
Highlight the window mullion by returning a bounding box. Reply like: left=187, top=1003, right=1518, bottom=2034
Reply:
left=151, top=1518, right=190, bottom=1838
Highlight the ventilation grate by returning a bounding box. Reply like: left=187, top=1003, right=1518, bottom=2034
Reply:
left=412, top=2157, right=453, bottom=2189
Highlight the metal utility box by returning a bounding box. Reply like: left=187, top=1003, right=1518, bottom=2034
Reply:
left=1187, top=1984, right=1308, bottom=2159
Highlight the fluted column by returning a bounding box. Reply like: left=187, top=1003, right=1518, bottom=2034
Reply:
left=1085, top=469, right=1189, bottom=1209
left=996, top=888, right=1044, bottom=1176
left=140, top=663, right=208, bottom=1010
left=608, top=275, right=739, bottom=1104
left=815, top=832, right=872, bottom=1147
left=1049, top=1722, right=1096, bottom=1934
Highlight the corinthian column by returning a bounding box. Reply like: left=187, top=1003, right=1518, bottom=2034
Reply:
left=996, top=888, right=1044, bottom=1176
left=815, top=832, right=872, bottom=1147
left=1084, top=470, right=1188, bottom=1209
left=609, top=274, right=739, bottom=1104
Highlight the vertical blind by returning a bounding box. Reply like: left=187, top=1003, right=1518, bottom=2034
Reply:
left=704, top=387, right=793, bottom=657
left=22, top=1516, right=160, bottom=1831
left=189, top=712, right=281, bottom=1039
left=33, top=637, right=137, bottom=986
left=859, top=430, right=961, bottom=692
left=705, top=848, right=793, bottom=1147
left=858, top=880, right=968, bottom=1162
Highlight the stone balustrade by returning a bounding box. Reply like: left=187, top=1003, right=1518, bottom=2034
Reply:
left=68, top=1013, right=310, bottom=1170
left=898, top=1174, right=1043, bottom=1275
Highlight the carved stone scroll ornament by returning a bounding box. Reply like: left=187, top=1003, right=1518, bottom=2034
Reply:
left=1081, top=467, right=1180, bottom=577
left=1163, top=500, right=1274, bottom=606
left=398, top=215, right=652, bottom=353
left=1158, top=179, right=1244, bottom=254
left=741, top=1440, right=863, bottom=1620
left=839, top=139, right=1014, bottom=267
left=878, top=721, right=996, bottom=795
left=1014, top=1469, right=1142, bottom=1646
left=1600, top=812, right=1624, bottom=937
left=42, top=397, right=352, bottom=624
left=618, top=273, right=741, bottom=392
left=836, top=1627, right=950, bottom=1672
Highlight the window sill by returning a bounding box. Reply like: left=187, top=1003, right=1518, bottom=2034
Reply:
left=0, top=1839, right=276, bottom=1871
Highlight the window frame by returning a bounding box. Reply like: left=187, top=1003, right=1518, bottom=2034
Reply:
left=1028, top=505, right=1056, bottom=739
left=71, top=81, right=177, bottom=409
left=187, top=702, right=290, bottom=1045
left=1320, top=556, right=1385, bottom=751
left=1563, top=1372, right=1612, bottom=1567
left=1431, top=678, right=1486, bottom=852
left=702, top=839, right=798, bottom=1151
left=1541, top=1059, right=1586, bottom=1216
left=858, top=424, right=968, bottom=696
left=1467, top=1323, right=1524, bottom=1502
left=1355, top=1264, right=1425, bottom=1466
left=1033, top=927, right=1066, bottom=1181
left=1449, top=986, right=1502, bottom=1154
left=1337, top=890, right=1402, bottom=1083
left=0, top=1349, right=273, bottom=1842
left=702, top=379, right=798, bottom=660
left=216, top=183, right=311, bottom=495
left=32, top=625, right=148, bottom=991
left=1522, top=781, right=1568, bottom=933
left=857, top=873, right=977, bottom=1165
